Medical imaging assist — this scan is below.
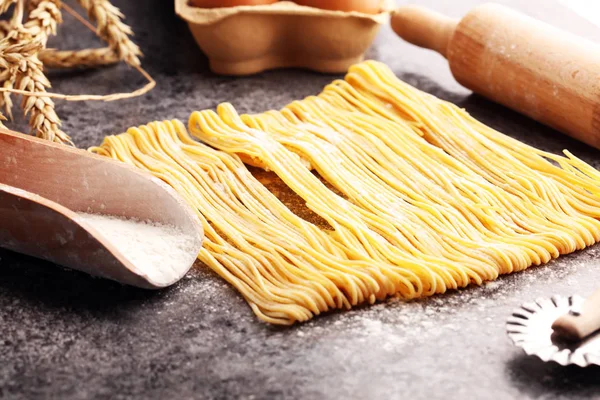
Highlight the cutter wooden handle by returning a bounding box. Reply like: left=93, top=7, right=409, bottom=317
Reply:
left=552, top=288, right=600, bottom=341
left=391, top=4, right=600, bottom=149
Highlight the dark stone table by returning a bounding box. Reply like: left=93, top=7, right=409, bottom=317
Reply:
left=2, top=1, right=600, bottom=399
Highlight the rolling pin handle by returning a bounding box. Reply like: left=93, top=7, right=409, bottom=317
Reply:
left=391, top=6, right=459, bottom=58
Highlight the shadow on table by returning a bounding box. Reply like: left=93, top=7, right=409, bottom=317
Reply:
left=506, top=354, right=600, bottom=397
left=0, top=247, right=164, bottom=314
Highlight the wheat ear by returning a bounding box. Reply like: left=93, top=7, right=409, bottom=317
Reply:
left=0, top=0, right=23, bottom=122
left=36, top=2, right=121, bottom=69
left=14, top=0, right=72, bottom=144
left=0, top=40, right=30, bottom=127
left=39, top=46, right=119, bottom=68
left=23, top=0, right=62, bottom=44
left=17, top=53, right=72, bottom=143
left=0, top=41, right=31, bottom=120
left=76, top=0, right=141, bottom=67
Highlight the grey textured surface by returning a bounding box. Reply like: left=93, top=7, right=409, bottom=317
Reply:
left=2, top=0, right=600, bottom=399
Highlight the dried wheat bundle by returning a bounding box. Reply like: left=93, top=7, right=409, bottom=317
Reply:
left=0, top=0, right=154, bottom=144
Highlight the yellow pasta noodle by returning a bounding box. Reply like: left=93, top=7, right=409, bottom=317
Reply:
left=92, top=60, right=600, bottom=325
left=92, top=119, right=423, bottom=324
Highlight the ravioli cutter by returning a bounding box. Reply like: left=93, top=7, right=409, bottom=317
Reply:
left=507, top=288, right=600, bottom=367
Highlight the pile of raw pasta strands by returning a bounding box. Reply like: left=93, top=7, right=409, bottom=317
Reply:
left=91, top=61, right=600, bottom=325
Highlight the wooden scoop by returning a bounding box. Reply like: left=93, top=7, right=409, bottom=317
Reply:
left=0, top=129, right=203, bottom=289
left=391, top=4, right=600, bottom=149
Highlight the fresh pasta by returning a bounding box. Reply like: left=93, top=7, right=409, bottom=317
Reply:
left=91, top=120, right=422, bottom=324
left=92, top=61, right=600, bottom=324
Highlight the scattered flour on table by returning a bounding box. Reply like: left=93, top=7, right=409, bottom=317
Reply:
left=77, top=213, right=198, bottom=285
left=288, top=247, right=597, bottom=351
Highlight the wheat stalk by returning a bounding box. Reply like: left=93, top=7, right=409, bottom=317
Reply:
left=76, top=0, right=141, bottom=67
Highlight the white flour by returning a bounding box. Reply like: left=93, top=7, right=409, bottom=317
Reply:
left=77, top=213, right=199, bottom=285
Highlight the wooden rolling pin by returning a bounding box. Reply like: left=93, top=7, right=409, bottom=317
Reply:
left=391, top=4, right=600, bottom=148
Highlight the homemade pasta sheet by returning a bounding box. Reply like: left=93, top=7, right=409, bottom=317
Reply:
left=91, top=61, right=600, bottom=325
